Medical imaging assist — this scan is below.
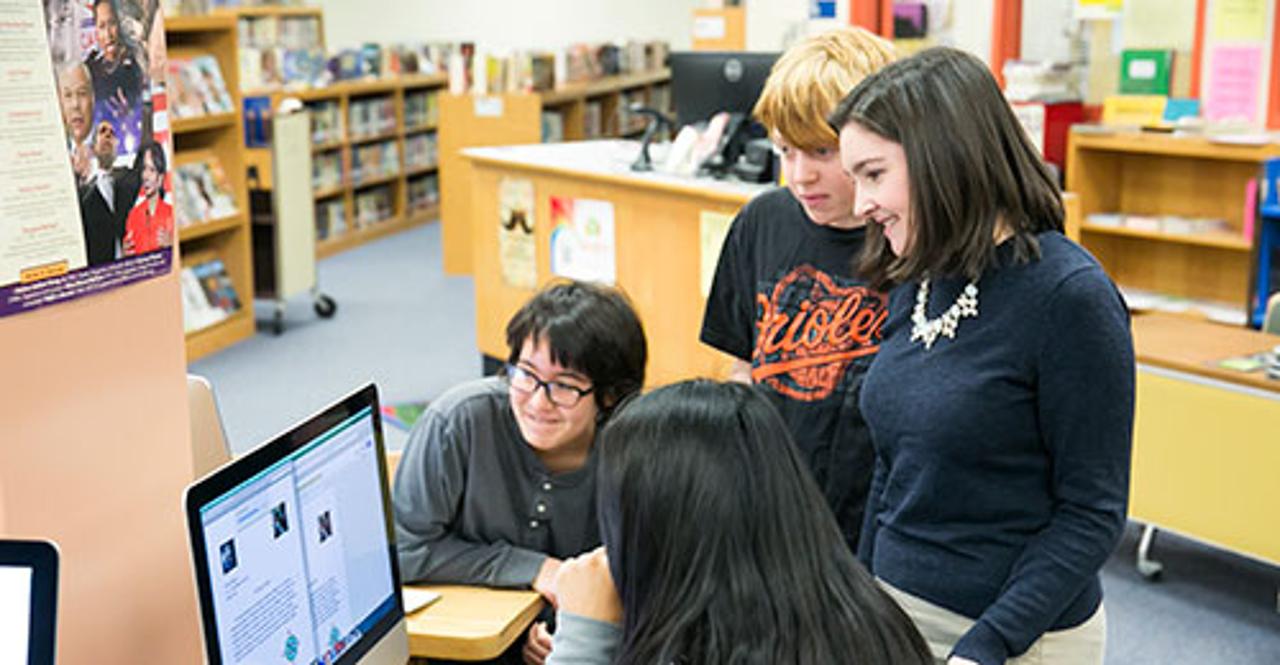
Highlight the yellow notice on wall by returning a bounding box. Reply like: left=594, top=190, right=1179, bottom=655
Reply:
left=699, top=211, right=734, bottom=297
left=1213, top=0, right=1267, bottom=42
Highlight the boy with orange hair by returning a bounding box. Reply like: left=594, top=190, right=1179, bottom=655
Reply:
left=700, top=27, right=895, bottom=551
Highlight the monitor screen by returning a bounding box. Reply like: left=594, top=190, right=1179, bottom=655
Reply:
left=186, top=384, right=405, bottom=665
left=668, top=51, right=780, bottom=130
left=0, top=540, right=58, bottom=665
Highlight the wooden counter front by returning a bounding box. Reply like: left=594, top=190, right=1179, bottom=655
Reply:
left=463, top=141, right=767, bottom=386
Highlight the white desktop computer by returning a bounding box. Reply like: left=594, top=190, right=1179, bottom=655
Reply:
left=184, top=384, right=409, bottom=665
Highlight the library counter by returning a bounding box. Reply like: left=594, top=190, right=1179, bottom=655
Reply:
left=462, top=140, right=771, bottom=385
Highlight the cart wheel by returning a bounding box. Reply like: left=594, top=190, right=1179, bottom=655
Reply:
left=314, top=295, right=337, bottom=319
left=272, top=310, right=285, bottom=336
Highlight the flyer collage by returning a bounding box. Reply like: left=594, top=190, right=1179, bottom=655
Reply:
left=0, top=0, right=172, bottom=318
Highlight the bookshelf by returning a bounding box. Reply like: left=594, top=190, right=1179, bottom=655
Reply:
left=166, top=13, right=255, bottom=361
left=438, top=69, right=672, bottom=274
left=1065, top=130, right=1280, bottom=324
left=242, top=74, right=447, bottom=258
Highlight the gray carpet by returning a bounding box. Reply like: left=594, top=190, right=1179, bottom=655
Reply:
left=191, top=221, right=1280, bottom=663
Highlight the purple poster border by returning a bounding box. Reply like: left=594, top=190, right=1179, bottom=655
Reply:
left=0, top=248, right=172, bottom=317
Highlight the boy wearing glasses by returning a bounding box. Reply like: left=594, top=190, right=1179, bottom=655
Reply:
left=393, top=280, right=646, bottom=664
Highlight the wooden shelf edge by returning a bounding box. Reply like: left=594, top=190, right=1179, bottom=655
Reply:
left=405, top=164, right=439, bottom=177
left=165, top=14, right=236, bottom=32
left=316, top=213, right=431, bottom=258
left=313, top=185, right=346, bottom=200
left=1070, top=130, right=1280, bottom=161
left=407, top=203, right=441, bottom=222
left=312, top=139, right=346, bottom=152
left=173, top=112, right=239, bottom=134
left=179, top=211, right=247, bottom=242
left=350, top=131, right=401, bottom=146
left=1081, top=222, right=1252, bottom=251
left=404, top=123, right=439, bottom=134
left=539, top=68, right=671, bottom=105
left=216, top=6, right=323, bottom=18
left=352, top=173, right=401, bottom=189
left=185, top=309, right=255, bottom=362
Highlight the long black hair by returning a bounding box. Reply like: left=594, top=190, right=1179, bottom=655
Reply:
left=828, top=47, right=1063, bottom=290
left=597, top=380, right=931, bottom=665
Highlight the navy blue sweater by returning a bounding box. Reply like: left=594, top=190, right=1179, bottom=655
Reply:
left=859, top=232, right=1134, bottom=664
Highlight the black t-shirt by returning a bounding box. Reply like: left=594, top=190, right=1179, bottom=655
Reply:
left=701, top=187, right=887, bottom=550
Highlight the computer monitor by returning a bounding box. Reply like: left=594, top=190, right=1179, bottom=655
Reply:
left=0, top=539, right=59, bottom=665
left=668, top=51, right=779, bottom=130
left=184, top=383, right=408, bottom=665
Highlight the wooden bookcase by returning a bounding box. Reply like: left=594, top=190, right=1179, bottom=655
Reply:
left=241, top=74, right=447, bottom=258
left=1066, top=130, right=1280, bottom=322
left=439, top=69, right=672, bottom=274
left=166, top=14, right=255, bottom=361
left=223, top=4, right=445, bottom=257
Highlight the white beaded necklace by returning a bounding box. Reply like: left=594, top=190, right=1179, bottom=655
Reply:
left=910, top=278, right=979, bottom=350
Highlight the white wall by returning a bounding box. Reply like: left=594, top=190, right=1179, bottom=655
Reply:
left=315, top=0, right=701, bottom=52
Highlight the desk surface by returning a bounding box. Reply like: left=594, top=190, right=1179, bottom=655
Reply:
left=1132, top=312, right=1280, bottom=392
left=463, top=140, right=770, bottom=205
left=404, top=584, right=544, bottom=660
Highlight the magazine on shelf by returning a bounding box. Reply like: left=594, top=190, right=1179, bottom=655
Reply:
left=167, top=56, right=235, bottom=118
left=175, top=159, right=239, bottom=228
left=180, top=256, right=241, bottom=333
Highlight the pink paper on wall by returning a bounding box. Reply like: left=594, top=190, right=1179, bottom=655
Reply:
left=1205, top=45, right=1264, bottom=124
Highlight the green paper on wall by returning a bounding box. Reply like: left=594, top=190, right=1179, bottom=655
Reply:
left=1120, top=50, right=1173, bottom=95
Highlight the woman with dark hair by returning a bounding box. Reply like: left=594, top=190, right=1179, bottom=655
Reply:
left=393, top=280, right=647, bottom=664
left=547, top=380, right=932, bottom=665
left=828, top=47, right=1134, bottom=665
left=123, top=141, right=171, bottom=255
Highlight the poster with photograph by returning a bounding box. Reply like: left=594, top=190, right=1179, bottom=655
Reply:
left=0, top=0, right=173, bottom=319
left=549, top=196, right=615, bottom=285
left=498, top=177, right=536, bottom=289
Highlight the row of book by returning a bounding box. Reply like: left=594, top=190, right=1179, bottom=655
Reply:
left=175, top=159, right=239, bottom=229
left=349, top=97, right=397, bottom=138
left=241, top=47, right=328, bottom=91
left=180, top=256, right=243, bottom=334
left=307, top=100, right=342, bottom=145
left=351, top=141, right=400, bottom=184
left=354, top=186, right=394, bottom=226
left=408, top=174, right=440, bottom=213
left=238, top=14, right=321, bottom=51
left=470, top=41, right=670, bottom=96
left=313, top=152, right=343, bottom=192
left=404, top=133, right=438, bottom=171
left=404, top=90, right=440, bottom=129
left=316, top=199, right=347, bottom=241
left=168, top=56, right=235, bottom=119
left=1086, top=213, right=1234, bottom=237
left=165, top=0, right=305, bottom=15
left=313, top=173, right=440, bottom=242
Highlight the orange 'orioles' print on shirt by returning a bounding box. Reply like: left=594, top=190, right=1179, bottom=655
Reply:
left=752, top=265, right=887, bottom=402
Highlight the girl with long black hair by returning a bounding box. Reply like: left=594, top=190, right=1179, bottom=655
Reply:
left=546, top=380, right=931, bottom=665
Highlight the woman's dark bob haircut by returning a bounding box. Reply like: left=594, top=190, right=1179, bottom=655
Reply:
left=505, top=280, right=647, bottom=413
left=596, top=380, right=931, bottom=665
left=828, top=47, right=1064, bottom=289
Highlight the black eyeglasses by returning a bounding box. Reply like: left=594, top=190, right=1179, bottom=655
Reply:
left=504, top=364, right=595, bottom=408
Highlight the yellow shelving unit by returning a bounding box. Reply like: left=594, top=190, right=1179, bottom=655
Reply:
left=167, top=13, right=255, bottom=361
